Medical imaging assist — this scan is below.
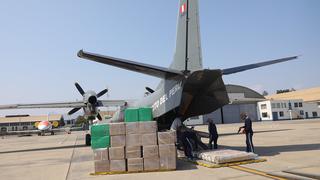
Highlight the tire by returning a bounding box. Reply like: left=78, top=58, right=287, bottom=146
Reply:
left=85, top=134, right=91, bottom=146
left=51, top=131, right=54, bottom=135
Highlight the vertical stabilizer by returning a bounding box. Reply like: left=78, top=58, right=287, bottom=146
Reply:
left=170, top=0, right=203, bottom=74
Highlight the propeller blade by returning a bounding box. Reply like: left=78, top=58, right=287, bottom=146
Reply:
left=75, top=82, right=85, bottom=96
left=97, top=89, right=108, bottom=98
left=68, top=107, right=81, bottom=115
left=145, top=87, right=155, bottom=93
left=97, top=113, right=103, bottom=121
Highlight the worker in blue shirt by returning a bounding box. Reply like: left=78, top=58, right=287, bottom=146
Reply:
left=238, top=113, right=254, bottom=152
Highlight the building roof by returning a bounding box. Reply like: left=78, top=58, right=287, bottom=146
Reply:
left=0, top=114, right=62, bottom=124
left=226, top=84, right=265, bottom=99
left=266, top=87, right=320, bottom=103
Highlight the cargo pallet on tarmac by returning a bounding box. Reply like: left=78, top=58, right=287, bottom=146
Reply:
left=90, top=169, right=175, bottom=176
left=180, top=157, right=267, bottom=168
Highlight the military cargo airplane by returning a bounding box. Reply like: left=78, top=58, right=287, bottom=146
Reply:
left=77, top=0, right=298, bottom=130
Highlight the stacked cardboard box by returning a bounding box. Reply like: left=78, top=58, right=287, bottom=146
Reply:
left=109, top=122, right=126, bottom=172
left=158, top=131, right=177, bottom=170
left=93, top=120, right=177, bottom=174
left=93, top=148, right=110, bottom=173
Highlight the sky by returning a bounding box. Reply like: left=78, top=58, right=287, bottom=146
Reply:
left=0, top=0, right=319, bottom=117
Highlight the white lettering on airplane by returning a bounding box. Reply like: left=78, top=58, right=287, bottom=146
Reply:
left=152, top=82, right=182, bottom=111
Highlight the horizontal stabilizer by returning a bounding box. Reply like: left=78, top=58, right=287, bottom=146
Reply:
left=222, top=56, right=298, bottom=75
left=78, top=50, right=184, bottom=79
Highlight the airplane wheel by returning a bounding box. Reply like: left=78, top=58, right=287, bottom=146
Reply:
left=51, top=131, right=54, bottom=135
left=38, top=132, right=41, bottom=136
left=85, top=134, right=91, bottom=146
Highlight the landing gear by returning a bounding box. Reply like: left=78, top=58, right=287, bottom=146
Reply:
left=51, top=131, right=54, bottom=135
left=85, top=134, right=91, bottom=146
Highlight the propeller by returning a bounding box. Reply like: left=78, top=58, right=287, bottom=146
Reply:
left=75, top=82, right=85, bottom=96
left=68, top=107, right=81, bottom=115
left=97, top=89, right=108, bottom=98
left=68, top=82, right=109, bottom=117
left=146, top=87, right=155, bottom=93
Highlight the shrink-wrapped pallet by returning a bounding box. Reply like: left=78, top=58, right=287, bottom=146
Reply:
left=127, top=158, right=143, bottom=172
left=139, top=121, right=157, bottom=134
left=93, top=148, right=109, bottom=161
left=110, top=135, right=126, bottom=147
left=126, top=146, right=142, bottom=158
left=109, top=146, right=125, bottom=160
left=110, top=160, right=126, bottom=172
left=109, top=122, right=125, bottom=136
left=196, top=149, right=258, bottom=164
left=126, top=134, right=142, bottom=147
left=141, top=133, right=157, bottom=146
left=143, top=145, right=159, bottom=158
left=158, top=131, right=176, bottom=144
left=144, top=157, right=160, bottom=171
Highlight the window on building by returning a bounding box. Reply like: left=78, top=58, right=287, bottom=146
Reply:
left=261, top=104, right=267, bottom=109
left=312, top=112, right=318, bottom=117
left=289, top=102, right=292, bottom=109
left=276, top=103, right=281, bottom=108
left=283, top=103, right=287, bottom=108
left=271, top=103, right=275, bottom=108
left=300, top=110, right=304, bottom=115
left=299, top=102, right=303, bottom=107
left=294, top=102, right=298, bottom=107
left=279, top=111, right=284, bottom=117
left=262, top=112, right=268, bottom=118
left=0, top=127, right=7, bottom=132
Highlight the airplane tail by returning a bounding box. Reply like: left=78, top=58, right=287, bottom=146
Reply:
left=170, top=0, right=203, bottom=74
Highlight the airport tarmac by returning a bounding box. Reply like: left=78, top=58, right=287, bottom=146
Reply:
left=0, top=119, right=319, bottom=180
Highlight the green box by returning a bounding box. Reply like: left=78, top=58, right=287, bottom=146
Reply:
left=91, top=124, right=110, bottom=138
left=91, top=136, right=110, bottom=149
left=138, top=107, right=153, bottom=121
left=125, top=108, right=139, bottom=122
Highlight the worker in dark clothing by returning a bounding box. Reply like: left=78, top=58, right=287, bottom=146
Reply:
left=208, top=118, right=219, bottom=149
left=177, top=126, right=194, bottom=160
left=238, top=113, right=254, bottom=152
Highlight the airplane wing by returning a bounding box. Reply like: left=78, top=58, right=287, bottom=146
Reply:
left=0, top=101, right=86, bottom=110
left=77, top=50, right=184, bottom=79
left=98, top=100, right=127, bottom=107
left=222, top=56, right=298, bottom=75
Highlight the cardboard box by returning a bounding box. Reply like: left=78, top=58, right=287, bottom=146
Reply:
left=160, top=156, right=176, bottom=170
left=127, top=158, right=143, bottom=172
left=158, top=131, right=176, bottom=144
left=109, top=147, right=125, bottom=160
left=110, top=135, right=126, bottom=147
left=126, top=122, right=140, bottom=134
left=143, top=145, right=159, bottom=158
left=126, top=146, right=141, bottom=159
left=144, top=157, right=160, bottom=171
left=126, top=134, right=142, bottom=147
left=93, top=148, right=109, bottom=161
left=110, top=160, right=126, bottom=172
left=139, top=121, right=157, bottom=134
left=109, top=122, right=125, bottom=136
left=141, top=133, right=157, bottom=146
left=158, top=144, right=176, bottom=157
left=94, top=160, right=110, bottom=173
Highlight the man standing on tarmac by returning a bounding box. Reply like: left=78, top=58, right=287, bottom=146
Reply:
left=238, top=113, right=254, bottom=152
left=208, top=118, right=219, bottom=149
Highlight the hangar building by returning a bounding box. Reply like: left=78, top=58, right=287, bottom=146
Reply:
left=0, top=114, right=63, bottom=132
